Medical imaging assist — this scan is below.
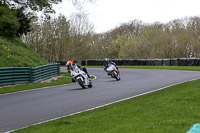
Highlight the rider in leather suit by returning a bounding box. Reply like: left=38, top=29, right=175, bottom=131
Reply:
left=103, top=58, right=118, bottom=72
left=66, top=61, right=90, bottom=78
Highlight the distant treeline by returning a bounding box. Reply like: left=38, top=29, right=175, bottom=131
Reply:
left=23, top=15, right=200, bottom=63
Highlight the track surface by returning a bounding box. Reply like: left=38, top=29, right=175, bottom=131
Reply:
left=1, top=68, right=200, bottom=133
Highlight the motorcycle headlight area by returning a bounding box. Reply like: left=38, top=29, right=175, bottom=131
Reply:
left=75, top=69, right=79, bottom=73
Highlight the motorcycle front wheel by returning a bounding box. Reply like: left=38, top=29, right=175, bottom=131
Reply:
left=88, top=82, right=92, bottom=88
left=113, top=71, right=120, bottom=81
left=78, top=78, right=86, bottom=89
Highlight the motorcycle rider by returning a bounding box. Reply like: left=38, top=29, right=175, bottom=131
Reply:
left=66, top=61, right=91, bottom=78
left=103, top=58, right=119, bottom=75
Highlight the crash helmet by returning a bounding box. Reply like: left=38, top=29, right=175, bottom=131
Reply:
left=104, top=58, right=109, bottom=62
left=66, top=61, right=72, bottom=68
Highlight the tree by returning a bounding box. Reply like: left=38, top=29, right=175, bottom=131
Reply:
left=0, top=0, right=62, bottom=38
left=69, top=12, right=94, bottom=62
left=187, top=17, right=200, bottom=57
left=23, top=13, right=94, bottom=62
left=112, top=34, right=130, bottom=58
left=15, top=7, right=33, bottom=37
left=109, top=20, right=145, bottom=39
left=88, top=33, right=115, bottom=59
left=175, top=30, right=193, bottom=58
left=0, top=0, right=62, bottom=14
left=0, top=0, right=95, bottom=38
left=0, top=0, right=96, bottom=14
left=0, top=5, right=19, bottom=38
left=28, top=15, right=71, bottom=61
left=118, top=36, right=139, bottom=59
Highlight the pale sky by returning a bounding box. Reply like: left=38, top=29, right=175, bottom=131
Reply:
left=53, top=0, right=200, bottom=33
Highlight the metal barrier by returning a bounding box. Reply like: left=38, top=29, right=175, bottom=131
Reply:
left=0, top=67, right=31, bottom=86
left=31, top=64, right=60, bottom=83
left=0, top=64, right=60, bottom=86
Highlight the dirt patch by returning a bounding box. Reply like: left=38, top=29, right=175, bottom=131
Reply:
left=40, top=74, right=65, bottom=83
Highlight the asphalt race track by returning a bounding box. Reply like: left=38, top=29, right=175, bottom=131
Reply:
left=1, top=68, right=200, bottom=133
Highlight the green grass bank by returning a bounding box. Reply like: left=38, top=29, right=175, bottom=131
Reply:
left=0, top=37, right=48, bottom=67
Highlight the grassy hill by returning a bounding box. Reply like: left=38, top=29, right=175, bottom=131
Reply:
left=0, top=37, right=49, bottom=67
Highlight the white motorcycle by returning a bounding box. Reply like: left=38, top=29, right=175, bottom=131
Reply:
left=107, top=64, right=120, bottom=81
left=70, top=65, right=92, bottom=89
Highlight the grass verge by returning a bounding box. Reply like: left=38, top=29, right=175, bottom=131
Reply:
left=13, top=78, right=200, bottom=133
left=0, top=72, right=72, bottom=95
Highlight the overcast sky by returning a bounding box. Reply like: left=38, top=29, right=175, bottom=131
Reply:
left=52, top=0, right=200, bottom=33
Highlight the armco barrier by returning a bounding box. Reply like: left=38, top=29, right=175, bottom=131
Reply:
left=30, top=64, right=60, bottom=83
left=83, top=58, right=200, bottom=66
left=0, top=67, right=31, bottom=86
left=0, top=64, right=60, bottom=86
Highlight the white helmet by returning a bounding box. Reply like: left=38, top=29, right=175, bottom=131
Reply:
left=66, top=61, right=72, bottom=68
